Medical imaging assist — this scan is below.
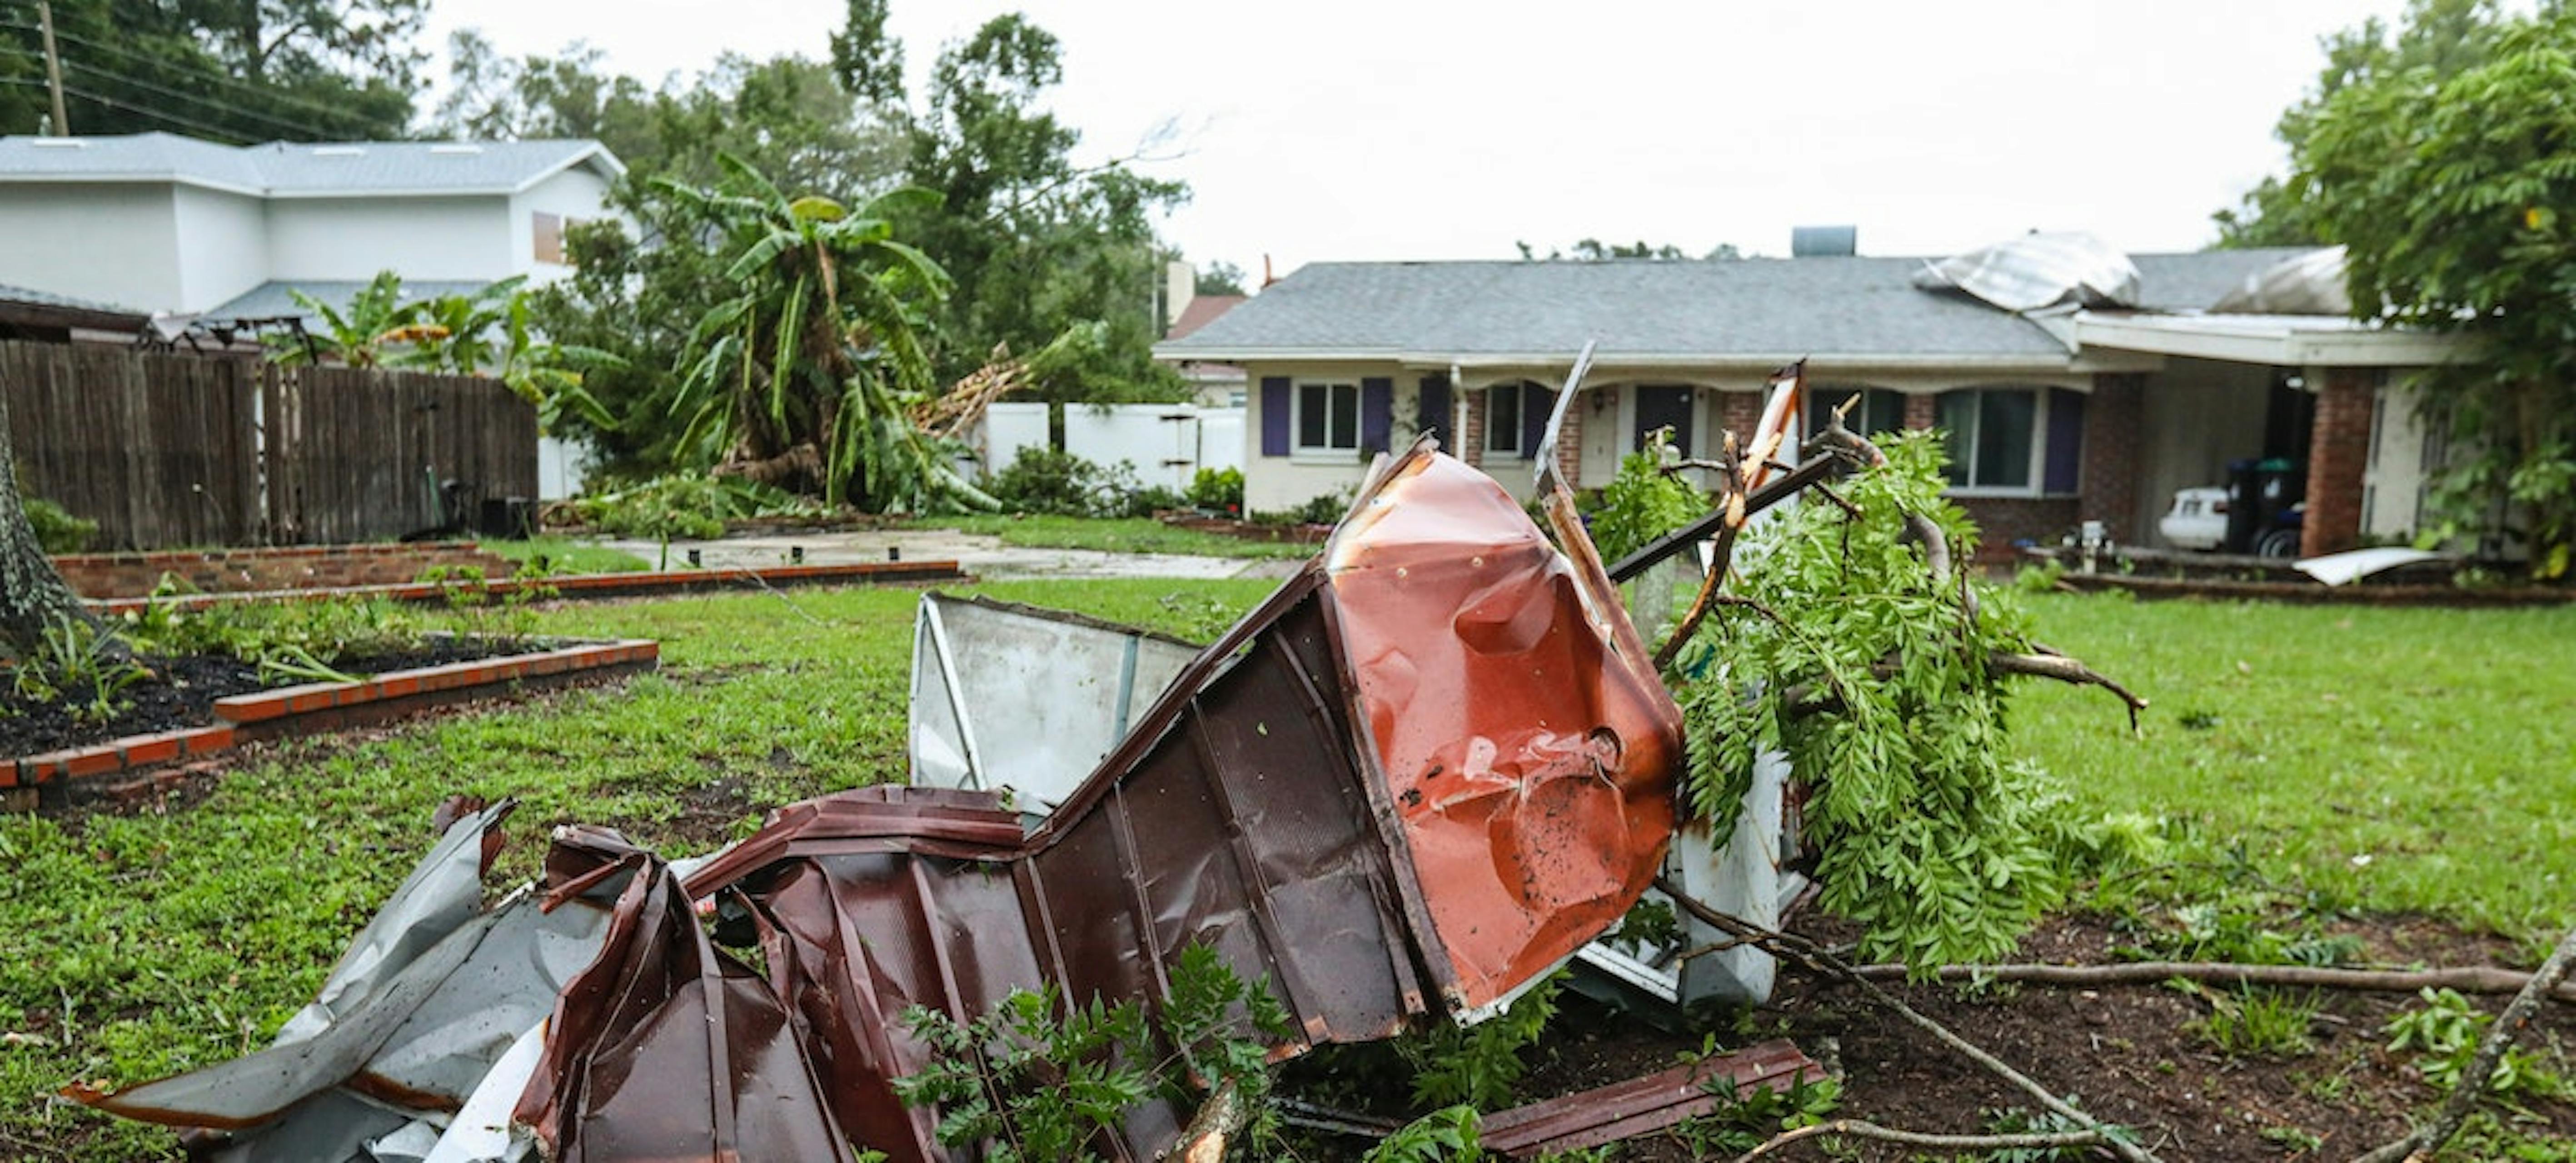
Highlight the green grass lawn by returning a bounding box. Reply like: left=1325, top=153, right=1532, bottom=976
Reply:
left=482, top=535, right=653, bottom=575
left=2013, top=592, right=2576, bottom=941
left=900, top=512, right=1316, bottom=559
left=3, top=581, right=2570, bottom=1158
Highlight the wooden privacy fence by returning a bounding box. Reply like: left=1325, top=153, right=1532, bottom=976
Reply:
left=2, top=342, right=537, bottom=551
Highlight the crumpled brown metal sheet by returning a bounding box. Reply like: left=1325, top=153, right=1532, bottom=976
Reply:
left=515, top=833, right=856, bottom=1163
left=648, top=443, right=1681, bottom=1162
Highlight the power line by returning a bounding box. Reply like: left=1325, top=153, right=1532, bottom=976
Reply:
left=60, top=56, right=340, bottom=139
left=0, top=15, right=388, bottom=137
left=58, top=80, right=257, bottom=142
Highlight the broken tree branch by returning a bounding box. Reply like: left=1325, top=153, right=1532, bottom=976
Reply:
left=1990, top=652, right=2149, bottom=731
left=1733, top=1119, right=2109, bottom=1162
left=1654, top=431, right=1749, bottom=671
left=2351, top=919, right=2576, bottom=1163
left=1844, top=960, right=2576, bottom=1004
left=1652, top=879, right=2165, bottom=1163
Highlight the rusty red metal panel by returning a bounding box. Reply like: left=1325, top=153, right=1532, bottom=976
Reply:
left=1475, top=1041, right=1821, bottom=1157
left=1325, top=451, right=1683, bottom=1011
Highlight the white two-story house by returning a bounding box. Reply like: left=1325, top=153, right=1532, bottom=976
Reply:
left=0, top=131, right=622, bottom=321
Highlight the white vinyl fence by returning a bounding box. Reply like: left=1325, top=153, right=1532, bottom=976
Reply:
left=969, top=403, right=1245, bottom=493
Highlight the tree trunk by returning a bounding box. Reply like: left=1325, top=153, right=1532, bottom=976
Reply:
left=0, top=380, right=103, bottom=659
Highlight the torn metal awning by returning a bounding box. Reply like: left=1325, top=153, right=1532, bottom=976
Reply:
left=78, top=442, right=1701, bottom=1163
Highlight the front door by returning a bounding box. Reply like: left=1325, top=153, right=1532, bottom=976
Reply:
left=1634, top=386, right=1694, bottom=457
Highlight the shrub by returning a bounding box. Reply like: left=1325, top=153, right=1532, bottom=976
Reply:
left=569, top=472, right=822, bottom=542
left=26, top=497, right=96, bottom=554
left=1584, top=432, right=1707, bottom=563
left=1187, top=467, right=1244, bottom=514
left=987, top=447, right=1106, bottom=516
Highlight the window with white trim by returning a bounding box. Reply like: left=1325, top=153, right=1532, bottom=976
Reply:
left=1485, top=384, right=1523, bottom=454
left=1938, top=388, right=2040, bottom=490
left=1296, top=382, right=1360, bottom=452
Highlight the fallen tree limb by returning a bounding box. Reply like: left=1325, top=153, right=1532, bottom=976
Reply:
left=2351, top=919, right=2576, bottom=1163
left=1989, top=653, right=2148, bottom=729
left=1653, top=878, right=2165, bottom=1163
left=1734, top=1118, right=2108, bottom=1162
left=1845, top=959, right=2576, bottom=1004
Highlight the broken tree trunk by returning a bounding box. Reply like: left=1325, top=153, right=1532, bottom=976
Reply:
left=0, top=381, right=104, bottom=660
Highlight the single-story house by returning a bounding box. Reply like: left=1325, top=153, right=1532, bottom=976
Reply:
left=1152, top=240, right=2461, bottom=559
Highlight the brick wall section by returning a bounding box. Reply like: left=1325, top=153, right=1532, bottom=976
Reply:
left=1719, top=391, right=1764, bottom=454
left=1462, top=389, right=1486, bottom=470
left=1903, top=392, right=1939, bottom=431
left=50, top=542, right=513, bottom=599
left=1553, top=394, right=1584, bottom=487
left=2081, top=373, right=2147, bottom=542
left=1953, top=497, right=2083, bottom=562
left=2303, top=367, right=2376, bottom=557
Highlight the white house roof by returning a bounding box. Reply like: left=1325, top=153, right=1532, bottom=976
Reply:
left=204, top=279, right=495, bottom=323
left=0, top=133, right=623, bottom=198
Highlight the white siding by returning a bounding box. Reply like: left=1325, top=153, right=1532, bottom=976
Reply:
left=170, top=186, right=268, bottom=311
left=267, top=195, right=514, bottom=282
left=0, top=183, right=182, bottom=311
left=508, top=167, right=616, bottom=284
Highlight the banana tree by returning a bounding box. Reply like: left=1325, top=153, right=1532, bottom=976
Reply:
left=270, top=271, right=421, bottom=368
left=663, top=154, right=992, bottom=512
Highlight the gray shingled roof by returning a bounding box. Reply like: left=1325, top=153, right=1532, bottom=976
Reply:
left=0, top=133, right=619, bottom=195
left=1157, top=249, right=2321, bottom=361
left=0, top=281, right=143, bottom=315
left=206, top=279, right=495, bottom=323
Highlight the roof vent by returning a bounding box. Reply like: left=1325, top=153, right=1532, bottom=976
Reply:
left=1791, top=225, right=1857, bottom=257
left=312, top=146, right=365, bottom=157
left=428, top=144, right=483, bottom=156
left=29, top=137, right=85, bottom=148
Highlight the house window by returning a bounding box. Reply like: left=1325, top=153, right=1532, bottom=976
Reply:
left=533, top=212, right=568, bottom=264
left=1938, top=388, right=2040, bottom=489
left=1297, top=382, right=1360, bottom=452
left=1486, top=384, right=1523, bottom=455
left=1806, top=386, right=1904, bottom=438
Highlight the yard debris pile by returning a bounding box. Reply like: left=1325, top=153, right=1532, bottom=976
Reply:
left=71, top=442, right=1705, bottom=1161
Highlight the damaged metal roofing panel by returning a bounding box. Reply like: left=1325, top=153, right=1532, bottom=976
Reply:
left=516, top=840, right=855, bottom=1163
left=908, top=592, right=1201, bottom=812
left=1913, top=231, right=2142, bottom=312
left=674, top=444, right=1682, bottom=1161
left=66, top=801, right=619, bottom=1162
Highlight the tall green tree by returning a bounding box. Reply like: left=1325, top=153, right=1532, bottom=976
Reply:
left=2292, top=7, right=2576, bottom=577
left=853, top=10, right=1191, bottom=402
left=2213, top=0, right=2531, bottom=247
left=0, top=0, right=421, bottom=140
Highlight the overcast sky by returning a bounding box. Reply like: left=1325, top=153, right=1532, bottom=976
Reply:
left=420, top=0, right=2408, bottom=277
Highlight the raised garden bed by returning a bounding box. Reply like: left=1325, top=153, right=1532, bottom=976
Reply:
left=50, top=542, right=514, bottom=599
left=83, top=559, right=966, bottom=617
left=4, top=637, right=658, bottom=810
left=1155, top=512, right=1330, bottom=544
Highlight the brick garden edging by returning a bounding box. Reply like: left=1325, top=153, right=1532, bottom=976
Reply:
left=85, top=560, right=965, bottom=617
left=5, top=639, right=659, bottom=810
left=51, top=542, right=513, bottom=600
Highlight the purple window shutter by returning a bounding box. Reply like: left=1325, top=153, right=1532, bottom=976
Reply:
left=1360, top=378, right=1394, bottom=454
left=1520, top=383, right=1553, bottom=458
left=2044, top=387, right=2086, bottom=493
left=1260, top=377, right=1290, bottom=457
left=1416, top=374, right=1452, bottom=446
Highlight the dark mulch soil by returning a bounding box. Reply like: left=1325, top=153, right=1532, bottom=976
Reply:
left=1286, top=913, right=2576, bottom=1160
left=0, top=640, right=526, bottom=757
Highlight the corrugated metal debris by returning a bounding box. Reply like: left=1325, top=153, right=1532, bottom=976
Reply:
left=1476, top=1041, right=1820, bottom=1158
left=1913, top=231, right=2142, bottom=312
left=75, top=441, right=1730, bottom=1161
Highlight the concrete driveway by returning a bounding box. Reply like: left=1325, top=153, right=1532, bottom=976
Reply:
left=599, top=528, right=1308, bottom=581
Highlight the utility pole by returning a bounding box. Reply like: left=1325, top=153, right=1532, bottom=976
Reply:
left=35, top=0, right=68, bottom=135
